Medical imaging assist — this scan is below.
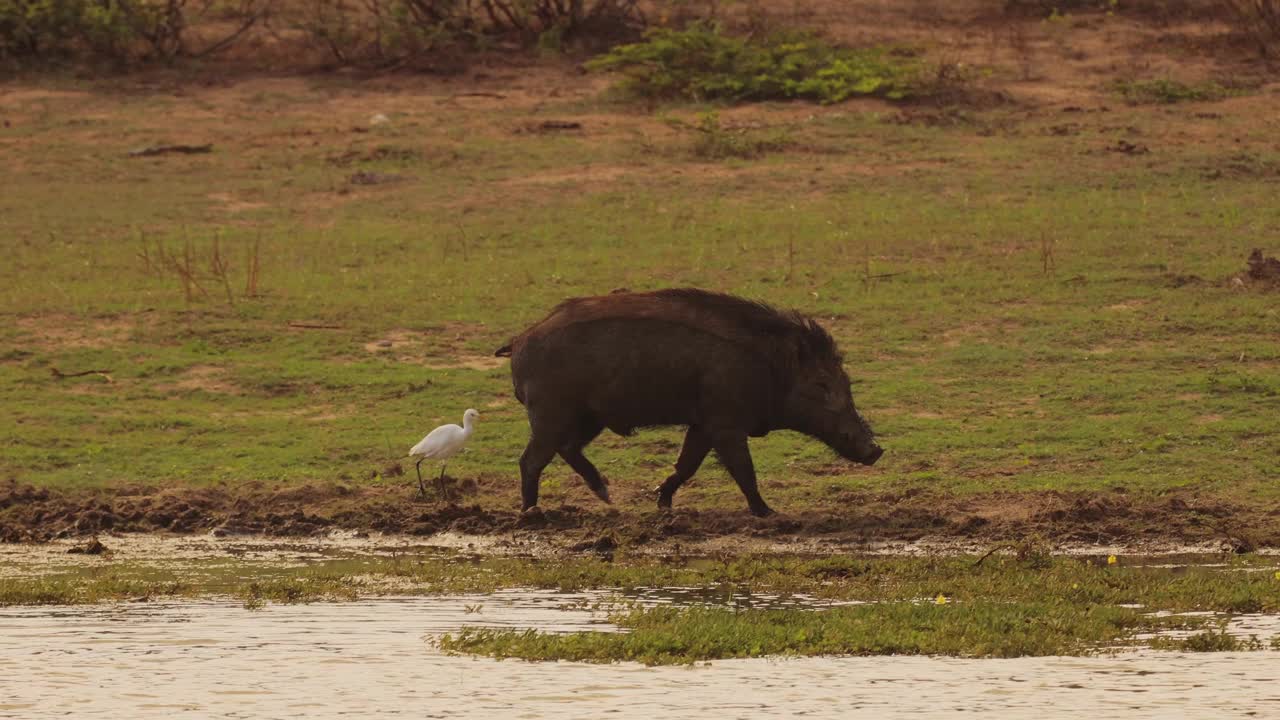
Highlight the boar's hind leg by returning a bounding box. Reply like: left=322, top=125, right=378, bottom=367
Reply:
left=520, top=433, right=560, bottom=512
left=559, top=419, right=610, bottom=504
left=656, top=426, right=711, bottom=510
left=712, top=432, right=773, bottom=518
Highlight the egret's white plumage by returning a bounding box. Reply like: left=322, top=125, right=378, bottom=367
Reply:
left=409, top=409, right=478, bottom=498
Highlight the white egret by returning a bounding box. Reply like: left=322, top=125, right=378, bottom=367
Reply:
left=409, top=409, right=479, bottom=498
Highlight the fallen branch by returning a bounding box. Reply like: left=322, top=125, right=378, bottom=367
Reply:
left=128, top=144, right=214, bottom=158
left=288, top=321, right=344, bottom=330
left=50, top=367, right=114, bottom=382
left=971, top=542, right=1017, bottom=568
left=516, top=120, right=584, bottom=134
left=1192, top=515, right=1257, bottom=554
left=448, top=92, right=507, bottom=100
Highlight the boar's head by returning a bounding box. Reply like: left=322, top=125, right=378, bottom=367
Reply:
left=781, top=355, right=883, bottom=467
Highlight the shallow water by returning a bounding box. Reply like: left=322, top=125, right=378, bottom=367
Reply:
left=3, top=595, right=1279, bottom=719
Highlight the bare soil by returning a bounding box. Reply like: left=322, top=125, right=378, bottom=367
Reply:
left=2, top=480, right=1274, bottom=550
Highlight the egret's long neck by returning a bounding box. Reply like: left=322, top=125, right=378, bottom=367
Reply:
left=461, top=415, right=476, bottom=436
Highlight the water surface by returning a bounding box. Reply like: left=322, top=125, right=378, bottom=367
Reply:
left=3, top=594, right=1278, bottom=719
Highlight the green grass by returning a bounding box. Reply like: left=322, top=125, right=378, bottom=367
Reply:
left=1, top=71, right=1278, bottom=518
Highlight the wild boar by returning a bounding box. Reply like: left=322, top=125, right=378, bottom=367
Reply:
left=494, top=288, right=882, bottom=517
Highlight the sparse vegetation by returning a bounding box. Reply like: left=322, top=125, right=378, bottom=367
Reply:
left=1222, top=0, right=1280, bottom=55
left=664, top=111, right=794, bottom=159
left=6, top=552, right=1278, bottom=609
left=1109, top=78, right=1245, bottom=104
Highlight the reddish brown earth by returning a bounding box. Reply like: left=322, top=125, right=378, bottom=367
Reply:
left=2, top=480, right=1274, bottom=550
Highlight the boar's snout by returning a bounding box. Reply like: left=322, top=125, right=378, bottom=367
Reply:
left=834, top=426, right=882, bottom=466
left=860, top=443, right=884, bottom=466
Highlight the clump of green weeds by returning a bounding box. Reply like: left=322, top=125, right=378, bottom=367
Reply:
left=665, top=111, right=793, bottom=160
left=0, top=575, right=193, bottom=604
left=1150, top=625, right=1266, bottom=653
left=439, top=601, right=1208, bottom=664
left=586, top=22, right=923, bottom=104
left=1109, top=78, right=1246, bottom=105
left=237, top=575, right=359, bottom=609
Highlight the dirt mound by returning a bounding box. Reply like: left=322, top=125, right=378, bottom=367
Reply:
left=1242, top=248, right=1280, bottom=287
left=1, top=480, right=1275, bottom=549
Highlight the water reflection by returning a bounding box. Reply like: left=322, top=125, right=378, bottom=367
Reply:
left=2, top=595, right=1278, bottom=719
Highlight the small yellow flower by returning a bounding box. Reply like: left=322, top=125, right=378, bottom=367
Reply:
left=1274, top=570, right=1280, bottom=581
left=1107, top=555, right=1118, bottom=565
left=1071, top=583, right=1079, bottom=589
left=935, top=594, right=948, bottom=605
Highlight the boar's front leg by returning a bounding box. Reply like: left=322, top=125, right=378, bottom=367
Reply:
left=711, top=432, right=773, bottom=518
left=520, top=432, right=559, bottom=512
left=656, top=426, right=711, bottom=510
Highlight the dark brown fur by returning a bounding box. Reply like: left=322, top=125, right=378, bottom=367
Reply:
left=498, top=288, right=882, bottom=517
left=496, top=289, right=838, bottom=378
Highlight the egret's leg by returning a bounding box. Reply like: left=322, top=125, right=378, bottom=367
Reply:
left=437, top=463, right=449, bottom=501
left=415, top=458, right=427, bottom=497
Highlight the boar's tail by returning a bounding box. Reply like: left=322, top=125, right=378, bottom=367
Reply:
left=494, top=342, right=513, bottom=358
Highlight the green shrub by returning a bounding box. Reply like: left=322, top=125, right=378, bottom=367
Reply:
left=0, top=0, right=264, bottom=65
left=585, top=22, right=922, bottom=104
left=0, top=0, right=123, bottom=59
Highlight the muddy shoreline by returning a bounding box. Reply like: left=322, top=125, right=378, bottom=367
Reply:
left=2, top=481, right=1275, bottom=551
